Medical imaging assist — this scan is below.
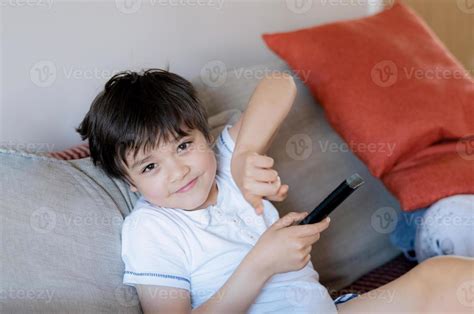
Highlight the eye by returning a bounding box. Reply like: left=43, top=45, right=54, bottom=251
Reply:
left=142, top=163, right=157, bottom=174
left=140, top=141, right=193, bottom=174
left=178, top=141, right=193, bottom=152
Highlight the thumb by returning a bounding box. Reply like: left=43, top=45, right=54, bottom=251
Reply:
left=247, top=194, right=264, bottom=215
left=272, top=211, right=308, bottom=230
left=252, top=199, right=264, bottom=216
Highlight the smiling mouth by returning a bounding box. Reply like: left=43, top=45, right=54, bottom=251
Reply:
left=175, top=177, right=198, bottom=193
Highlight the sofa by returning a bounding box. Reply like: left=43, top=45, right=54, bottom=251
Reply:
left=0, top=61, right=403, bottom=312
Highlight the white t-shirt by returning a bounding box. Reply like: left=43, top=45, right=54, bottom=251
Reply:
left=121, top=124, right=337, bottom=313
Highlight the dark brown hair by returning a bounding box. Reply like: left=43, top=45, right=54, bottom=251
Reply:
left=76, top=68, right=212, bottom=185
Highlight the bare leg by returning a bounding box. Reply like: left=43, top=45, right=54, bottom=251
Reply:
left=337, top=255, right=474, bottom=313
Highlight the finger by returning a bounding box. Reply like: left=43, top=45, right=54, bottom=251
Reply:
left=249, top=168, right=279, bottom=183
left=263, top=177, right=290, bottom=201
left=245, top=192, right=265, bottom=216
left=246, top=194, right=264, bottom=215
left=293, top=217, right=331, bottom=237
left=301, top=232, right=321, bottom=246
left=252, top=199, right=264, bottom=215
left=244, top=177, right=281, bottom=196
left=271, top=211, right=308, bottom=230
left=280, top=184, right=289, bottom=197
left=266, top=184, right=289, bottom=202
left=303, top=245, right=312, bottom=256
left=250, top=154, right=274, bottom=169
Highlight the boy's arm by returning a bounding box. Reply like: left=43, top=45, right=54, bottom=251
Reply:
left=191, top=248, right=272, bottom=314
left=136, top=249, right=272, bottom=314
left=230, top=73, right=296, bottom=211
left=229, top=73, right=296, bottom=156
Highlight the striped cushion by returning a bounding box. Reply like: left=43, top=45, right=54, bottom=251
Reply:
left=333, top=254, right=417, bottom=298
left=47, top=143, right=90, bottom=160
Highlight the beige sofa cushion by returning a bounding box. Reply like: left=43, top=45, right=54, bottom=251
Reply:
left=193, top=61, right=401, bottom=290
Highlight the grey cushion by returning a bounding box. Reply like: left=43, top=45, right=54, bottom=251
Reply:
left=0, top=151, right=141, bottom=313
left=0, top=62, right=401, bottom=312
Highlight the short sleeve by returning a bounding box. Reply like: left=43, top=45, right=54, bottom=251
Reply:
left=121, top=211, right=191, bottom=291
left=214, top=124, right=236, bottom=177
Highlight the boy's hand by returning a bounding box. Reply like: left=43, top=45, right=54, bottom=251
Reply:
left=249, top=212, right=331, bottom=278
left=231, top=151, right=289, bottom=215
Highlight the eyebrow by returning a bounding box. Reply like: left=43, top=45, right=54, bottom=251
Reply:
left=130, top=135, right=188, bottom=170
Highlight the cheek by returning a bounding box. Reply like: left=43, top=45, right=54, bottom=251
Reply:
left=199, top=148, right=217, bottom=171
left=138, top=176, right=168, bottom=200
left=192, top=143, right=216, bottom=168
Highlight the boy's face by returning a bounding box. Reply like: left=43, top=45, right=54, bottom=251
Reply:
left=125, top=127, right=218, bottom=211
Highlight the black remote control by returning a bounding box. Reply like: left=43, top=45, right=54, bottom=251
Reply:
left=298, top=173, right=365, bottom=225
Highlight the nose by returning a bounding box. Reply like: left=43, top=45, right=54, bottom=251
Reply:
left=168, top=158, right=190, bottom=184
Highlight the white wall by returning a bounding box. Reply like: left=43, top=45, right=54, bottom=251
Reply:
left=1, top=0, right=380, bottom=151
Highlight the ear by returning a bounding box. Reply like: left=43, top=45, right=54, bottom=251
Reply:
left=208, top=134, right=215, bottom=147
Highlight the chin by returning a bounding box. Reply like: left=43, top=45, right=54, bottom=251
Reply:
left=187, top=191, right=213, bottom=211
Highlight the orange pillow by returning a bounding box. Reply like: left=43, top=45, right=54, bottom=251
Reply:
left=262, top=1, right=474, bottom=211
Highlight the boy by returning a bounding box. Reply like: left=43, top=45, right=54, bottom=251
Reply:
left=77, top=69, right=473, bottom=313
